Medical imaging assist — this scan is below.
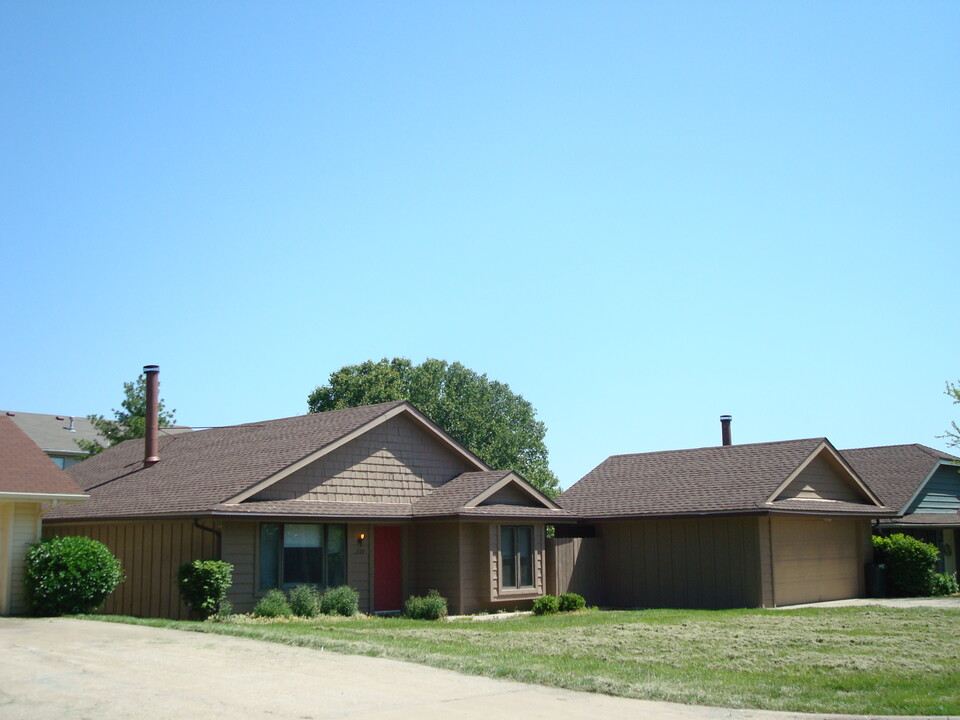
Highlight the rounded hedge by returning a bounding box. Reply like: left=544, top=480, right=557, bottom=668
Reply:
left=873, top=533, right=939, bottom=597
left=24, top=536, right=124, bottom=616
left=177, top=560, right=234, bottom=620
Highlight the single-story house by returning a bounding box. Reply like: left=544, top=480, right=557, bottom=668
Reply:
left=0, top=416, right=88, bottom=615
left=556, top=433, right=894, bottom=608
left=842, top=444, right=960, bottom=576
left=45, top=397, right=567, bottom=619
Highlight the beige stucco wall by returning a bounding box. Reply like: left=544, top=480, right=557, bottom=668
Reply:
left=1, top=502, right=42, bottom=615
left=251, top=415, right=477, bottom=503
left=46, top=519, right=218, bottom=619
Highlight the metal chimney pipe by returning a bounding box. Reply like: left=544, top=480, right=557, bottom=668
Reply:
left=720, top=415, right=732, bottom=446
left=144, top=365, right=160, bottom=466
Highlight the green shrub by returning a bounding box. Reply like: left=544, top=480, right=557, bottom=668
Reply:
left=403, top=589, right=448, bottom=620
left=873, top=534, right=939, bottom=596
left=532, top=594, right=560, bottom=615
left=177, top=560, right=234, bottom=620
left=24, top=536, right=124, bottom=616
left=288, top=585, right=322, bottom=617
left=320, top=585, right=360, bottom=616
left=558, top=592, right=586, bottom=612
left=253, top=588, right=293, bottom=618
left=210, top=598, right=233, bottom=622
left=933, top=572, right=959, bottom=596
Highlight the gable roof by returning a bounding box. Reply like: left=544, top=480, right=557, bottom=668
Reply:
left=0, top=417, right=87, bottom=499
left=46, top=401, right=498, bottom=521
left=841, top=443, right=960, bottom=512
left=559, top=438, right=891, bottom=519
left=210, top=471, right=567, bottom=521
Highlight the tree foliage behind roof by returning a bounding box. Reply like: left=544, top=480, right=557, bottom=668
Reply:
left=308, top=358, right=559, bottom=497
left=76, top=373, right=176, bottom=457
left=942, top=380, right=960, bottom=450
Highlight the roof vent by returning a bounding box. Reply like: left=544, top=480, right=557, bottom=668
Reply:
left=720, top=415, right=732, bottom=446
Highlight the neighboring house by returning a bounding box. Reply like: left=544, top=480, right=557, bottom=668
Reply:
left=2, top=410, right=192, bottom=469
left=556, top=436, right=893, bottom=608
left=45, top=400, right=566, bottom=619
left=842, top=444, right=960, bottom=576
left=0, top=417, right=88, bottom=615
left=2, top=411, right=105, bottom=469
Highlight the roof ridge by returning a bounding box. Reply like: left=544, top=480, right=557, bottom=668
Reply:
left=606, top=437, right=826, bottom=460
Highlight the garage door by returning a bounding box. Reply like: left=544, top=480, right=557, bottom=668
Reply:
left=771, top=516, right=861, bottom=606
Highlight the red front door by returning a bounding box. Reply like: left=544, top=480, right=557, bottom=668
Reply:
left=373, top=526, right=402, bottom=612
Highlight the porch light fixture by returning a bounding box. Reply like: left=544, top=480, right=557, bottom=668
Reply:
left=357, top=532, right=366, bottom=546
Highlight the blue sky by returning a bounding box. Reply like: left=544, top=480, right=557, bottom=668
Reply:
left=2, top=2, right=957, bottom=489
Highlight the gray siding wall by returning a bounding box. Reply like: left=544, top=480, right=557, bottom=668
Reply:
left=596, top=517, right=763, bottom=609
left=908, top=464, right=960, bottom=513
left=252, top=415, right=476, bottom=503
left=46, top=519, right=218, bottom=619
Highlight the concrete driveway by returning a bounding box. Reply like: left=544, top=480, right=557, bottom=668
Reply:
left=0, top=617, right=941, bottom=720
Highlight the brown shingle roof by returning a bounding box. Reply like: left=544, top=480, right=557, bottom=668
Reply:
left=0, top=417, right=86, bottom=497
left=559, top=438, right=890, bottom=519
left=48, top=402, right=410, bottom=520
left=841, top=444, right=959, bottom=512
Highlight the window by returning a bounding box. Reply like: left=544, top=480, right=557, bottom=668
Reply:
left=500, top=525, right=534, bottom=589
left=259, top=523, right=346, bottom=591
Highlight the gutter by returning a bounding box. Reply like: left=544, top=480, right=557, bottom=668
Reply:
left=0, top=491, right=88, bottom=503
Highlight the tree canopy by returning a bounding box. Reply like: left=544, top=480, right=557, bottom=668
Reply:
left=307, top=358, right=559, bottom=497
left=76, top=373, right=176, bottom=457
left=943, top=380, right=960, bottom=450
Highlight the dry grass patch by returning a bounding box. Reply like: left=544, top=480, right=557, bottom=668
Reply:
left=90, top=606, right=960, bottom=716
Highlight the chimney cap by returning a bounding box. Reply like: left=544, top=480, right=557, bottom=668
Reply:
left=143, top=364, right=160, bottom=373
left=720, top=414, right=732, bottom=420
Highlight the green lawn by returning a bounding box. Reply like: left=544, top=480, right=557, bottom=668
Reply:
left=92, top=606, right=960, bottom=716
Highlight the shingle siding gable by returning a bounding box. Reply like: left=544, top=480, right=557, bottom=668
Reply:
left=250, top=415, right=477, bottom=504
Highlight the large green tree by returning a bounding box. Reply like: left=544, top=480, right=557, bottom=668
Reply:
left=308, top=358, right=560, bottom=497
left=76, top=373, right=176, bottom=457
left=943, top=380, right=960, bottom=450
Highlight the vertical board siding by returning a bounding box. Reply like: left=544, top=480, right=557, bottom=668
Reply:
left=594, top=517, right=763, bottom=609
left=45, top=520, right=217, bottom=619
left=548, top=537, right=603, bottom=605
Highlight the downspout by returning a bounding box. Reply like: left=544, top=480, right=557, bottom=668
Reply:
left=194, top=519, right=222, bottom=560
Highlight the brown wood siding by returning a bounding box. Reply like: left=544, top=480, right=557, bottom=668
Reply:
left=759, top=516, right=774, bottom=607
left=597, top=517, right=763, bottom=609
left=45, top=519, right=218, bottom=619
left=778, top=454, right=866, bottom=502
left=480, top=484, right=536, bottom=506
left=548, top=536, right=603, bottom=605
left=221, top=520, right=256, bottom=613
left=412, top=522, right=462, bottom=613
left=251, top=415, right=476, bottom=503
left=770, top=516, right=866, bottom=606
left=349, top=522, right=372, bottom=612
